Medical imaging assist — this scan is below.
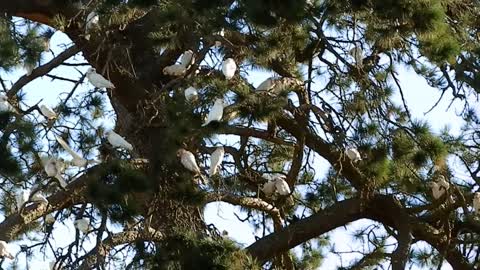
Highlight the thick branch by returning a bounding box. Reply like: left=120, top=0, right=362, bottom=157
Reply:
left=246, top=197, right=364, bottom=263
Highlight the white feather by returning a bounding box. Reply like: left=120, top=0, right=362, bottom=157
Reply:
left=0, top=241, right=14, bottom=260
left=209, top=146, right=224, bottom=176
left=163, top=64, right=187, bottom=76
left=222, top=58, right=236, bottom=80
left=43, top=157, right=67, bottom=187
left=349, top=46, right=363, bottom=65
left=86, top=11, right=99, bottom=31
left=107, top=130, right=133, bottom=151
left=86, top=68, right=115, bottom=89
left=31, top=192, right=48, bottom=204
left=55, top=136, right=88, bottom=167
left=0, top=94, right=15, bottom=113
left=40, top=104, right=57, bottom=120
left=24, top=62, right=35, bottom=76
left=45, top=214, right=55, bottom=224
left=184, top=87, right=199, bottom=102
left=202, top=99, right=224, bottom=127
left=177, top=149, right=207, bottom=184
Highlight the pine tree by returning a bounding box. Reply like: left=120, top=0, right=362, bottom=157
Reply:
left=0, top=0, right=478, bottom=269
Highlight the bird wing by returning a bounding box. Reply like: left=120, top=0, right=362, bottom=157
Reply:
left=182, top=152, right=200, bottom=173
left=55, top=136, right=82, bottom=160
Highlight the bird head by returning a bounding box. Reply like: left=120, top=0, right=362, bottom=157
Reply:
left=176, top=149, right=185, bottom=157
left=214, top=98, right=225, bottom=107
left=474, top=192, right=480, bottom=200
left=86, top=68, right=95, bottom=74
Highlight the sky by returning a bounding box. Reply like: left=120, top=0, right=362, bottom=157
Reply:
left=0, top=27, right=472, bottom=269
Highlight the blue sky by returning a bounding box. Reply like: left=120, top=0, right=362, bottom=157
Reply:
left=0, top=28, right=471, bottom=269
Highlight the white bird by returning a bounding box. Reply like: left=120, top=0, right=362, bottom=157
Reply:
left=202, top=98, right=224, bottom=127
left=43, top=157, right=67, bottom=188
left=24, top=62, right=35, bottom=76
left=346, top=147, right=362, bottom=162
left=31, top=192, right=48, bottom=204
left=106, top=130, right=133, bottom=151
left=39, top=104, right=57, bottom=120
left=349, top=46, right=363, bottom=65
left=180, top=50, right=195, bottom=68
left=0, top=241, right=14, bottom=260
left=85, top=11, right=99, bottom=39
left=184, top=87, right=199, bottom=102
left=275, top=176, right=291, bottom=196
left=473, top=192, right=480, bottom=214
left=209, top=146, right=225, bottom=176
left=163, top=64, right=187, bottom=76
left=16, top=189, right=30, bottom=210
left=43, top=37, right=50, bottom=52
left=45, top=214, right=55, bottom=224
left=177, top=148, right=206, bottom=184
left=74, top=218, right=90, bottom=234
left=55, top=136, right=88, bottom=167
left=429, top=176, right=450, bottom=199
left=86, top=68, right=115, bottom=89
left=0, top=94, right=15, bottom=113
left=256, top=78, right=276, bottom=91
left=222, top=58, right=236, bottom=80
left=261, top=181, right=276, bottom=197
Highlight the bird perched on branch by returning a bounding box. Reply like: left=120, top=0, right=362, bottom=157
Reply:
left=163, top=64, right=187, bottom=76
left=346, top=147, right=362, bottom=162
left=428, top=175, right=450, bottom=199
left=180, top=50, right=195, bottom=68
left=39, top=104, right=57, bottom=120
left=16, top=189, right=30, bottom=210
left=222, top=58, right=236, bottom=80
left=274, top=176, right=291, bottom=196
left=202, top=99, right=225, bottom=127
left=106, top=130, right=133, bottom=151
left=177, top=148, right=207, bottom=185
left=86, top=68, right=115, bottom=89
left=42, top=157, right=67, bottom=188
left=209, top=146, right=224, bottom=176
left=74, top=218, right=90, bottom=234
left=184, top=87, right=199, bottom=102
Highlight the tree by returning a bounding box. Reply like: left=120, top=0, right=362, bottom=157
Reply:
left=0, top=0, right=479, bottom=269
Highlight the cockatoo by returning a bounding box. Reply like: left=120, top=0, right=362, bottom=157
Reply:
left=24, top=62, right=35, bottom=76
left=275, top=176, right=291, bottom=196
left=180, top=50, right=195, bottom=68
left=222, top=58, right=236, bottom=80
left=74, top=218, right=90, bottom=234
left=256, top=78, right=276, bottom=91
left=31, top=192, right=48, bottom=204
left=0, top=94, right=15, bottom=113
left=209, top=146, right=225, bottom=176
left=473, top=192, right=480, bottom=214
left=349, top=46, right=363, bottom=65
left=40, top=104, right=57, bottom=120
left=261, top=181, right=276, bottom=197
left=85, top=11, right=99, bottom=40
left=16, top=189, right=30, bottom=210
left=177, top=148, right=207, bottom=184
left=429, top=175, right=450, bottom=199
left=163, top=64, right=187, bottom=76
left=202, top=98, right=224, bottom=127
left=45, top=214, right=55, bottom=224
left=43, top=157, right=67, bottom=188
left=0, top=241, right=14, bottom=260
left=106, top=130, right=133, bottom=151
left=184, top=87, right=199, bottom=102
left=86, top=68, right=115, bottom=89
left=346, top=147, right=362, bottom=162
left=55, top=136, right=88, bottom=167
